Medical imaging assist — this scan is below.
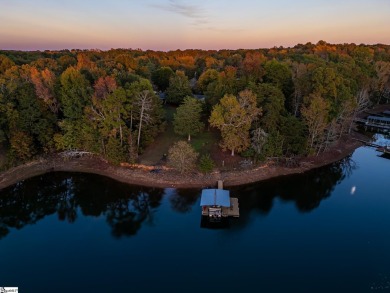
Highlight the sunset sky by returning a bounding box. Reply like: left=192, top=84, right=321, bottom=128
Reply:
left=1, top=0, right=389, bottom=51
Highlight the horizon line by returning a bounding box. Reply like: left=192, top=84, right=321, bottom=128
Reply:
left=2, top=41, right=390, bottom=53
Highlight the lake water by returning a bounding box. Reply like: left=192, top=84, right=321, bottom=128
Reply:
left=0, top=134, right=389, bottom=293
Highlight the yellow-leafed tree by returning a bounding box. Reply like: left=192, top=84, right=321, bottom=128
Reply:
left=209, top=89, right=261, bottom=156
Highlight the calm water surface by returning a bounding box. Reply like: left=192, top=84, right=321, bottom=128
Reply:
left=0, top=134, right=389, bottom=293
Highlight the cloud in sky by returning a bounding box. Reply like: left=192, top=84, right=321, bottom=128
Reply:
left=1, top=0, right=389, bottom=50
left=151, top=0, right=208, bottom=23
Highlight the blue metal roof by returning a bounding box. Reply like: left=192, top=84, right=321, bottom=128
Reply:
left=200, top=189, right=230, bottom=207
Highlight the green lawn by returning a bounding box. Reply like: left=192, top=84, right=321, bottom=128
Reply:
left=164, top=105, right=176, bottom=122
left=139, top=106, right=219, bottom=165
left=139, top=106, right=178, bottom=165
left=189, top=129, right=219, bottom=155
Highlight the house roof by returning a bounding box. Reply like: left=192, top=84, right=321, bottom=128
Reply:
left=193, top=94, right=205, bottom=100
left=367, top=115, right=390, bottom=122
left=200, top=189, right=230, bottom=207
left=382, top=111, right=390, bottom=116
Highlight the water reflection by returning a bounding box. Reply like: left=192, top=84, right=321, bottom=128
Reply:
left=168, top=189, right=199, bottom=213
left=231, top=156, right=357, bottom=225
left=379, top=153, right=390, bottom=160
left=1, top=136, right=389, bottom=293
left=0, top=156, right=358, bottom=238
left=0, top=172, right=163, bottom=239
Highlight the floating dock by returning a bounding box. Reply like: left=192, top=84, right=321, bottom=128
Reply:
left=222, top=198, right=240, bottom=217
left=352, top=138, right=390, bottom=156
left=200, top=180, right=239, bottom=219
left=376, top=146, right=390, bottom=155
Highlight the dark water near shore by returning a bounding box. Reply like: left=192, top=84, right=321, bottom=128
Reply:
left=0, top=134, right=389, bottom=293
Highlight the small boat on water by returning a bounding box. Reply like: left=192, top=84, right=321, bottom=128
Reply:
left=376, top=145, right=390, bottom=155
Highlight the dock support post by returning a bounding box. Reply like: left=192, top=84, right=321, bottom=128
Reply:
left=217, top=180, right=223, bottom=189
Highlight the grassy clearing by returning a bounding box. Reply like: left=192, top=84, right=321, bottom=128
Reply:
left=139, top=106, right=178, bottom=165
left=139, top=105, right=220, bottom=166
left=164, top=105, right=176, bottom=122
left=190, top=129, right=219, bottom=156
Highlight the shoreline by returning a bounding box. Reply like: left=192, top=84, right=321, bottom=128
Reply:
left=1, top=103, right=389, bottom=190
left=0, top=131, right=366, bottom=190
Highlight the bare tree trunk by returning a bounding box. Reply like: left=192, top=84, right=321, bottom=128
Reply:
left=293, top=90, right=301, bottom=117
left=137, top=107, right=144, bottom=151
left=136, top=90, right=153, bottom=152
left=119, top=123, right=123, bottom=146
left=348, top=112, right=357, bottom=134
left=101, top=139, right=106, bottom=155
left=348, top=87, right=370, bottom=133
left=309, top=123, right=319, bottom=150
left=128, top=131, right=138, bottom=163
left=130, top=110, right=133, bottom=130
left=188, top=134, right=191, bottom=141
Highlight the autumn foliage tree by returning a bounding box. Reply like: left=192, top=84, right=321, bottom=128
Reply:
left=134, top=90, right=154, bottom=150
left=30, top=67, right=59, bottom=113
left=242, top=51, right=266, bottom=82
left=0, top=55, right=15, bottom=74
left=209, top=89, right=261, bottom=156
left=128, top=78, right=164, bottom=151
left=1, top=42, right=389, bottom=167
left=197, top=69, right=219, bottom=93
left=301, top=94, right=330, bottom=154
left=0, top=65, right=57, bottom=158
left=168, top=141, right=198, bottom=173
left=86, top=77, right=125, bottom=155
left=9, top=131, right=36, bottom=161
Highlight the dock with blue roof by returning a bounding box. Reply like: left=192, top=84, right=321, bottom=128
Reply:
left=200, top=180, right=239, bottom=219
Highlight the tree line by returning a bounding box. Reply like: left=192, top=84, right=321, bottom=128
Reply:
left=1, top=41, right=390, bottom=170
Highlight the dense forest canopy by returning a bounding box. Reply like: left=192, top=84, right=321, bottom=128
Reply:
left=1, top=41, right=390, bottom=169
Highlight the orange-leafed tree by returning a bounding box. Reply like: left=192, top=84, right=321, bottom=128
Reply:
left=30, top=67, right=59, bottom=113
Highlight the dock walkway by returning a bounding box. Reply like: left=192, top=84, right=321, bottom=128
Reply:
left=222, top=198, right=239, bottom=217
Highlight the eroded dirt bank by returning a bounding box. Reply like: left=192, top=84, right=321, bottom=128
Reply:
left=0, top=131, right=366, bottom=190
left=2, top=104, right=389, bottom=190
